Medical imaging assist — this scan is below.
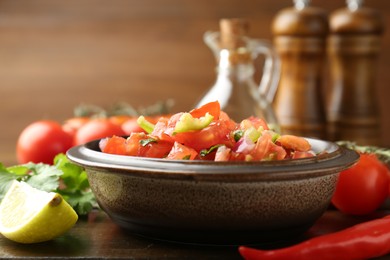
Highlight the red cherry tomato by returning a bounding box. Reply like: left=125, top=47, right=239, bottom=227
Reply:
left=121, top=118, right=145, bottom=135
left=108, top=115, right=132, bottom=126
left=74, top=119, right=126, bottom=146
left=62, top=117, right=90, bottom=138
left=331, top=153, right=390, bottom=215
left=17, top=120, right=73, bottom=164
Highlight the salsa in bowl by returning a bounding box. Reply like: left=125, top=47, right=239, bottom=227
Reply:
left=66, top=102, right=359, bottom=245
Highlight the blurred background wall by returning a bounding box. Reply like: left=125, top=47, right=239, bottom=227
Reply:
left=1, top=0, right=389, bottom=165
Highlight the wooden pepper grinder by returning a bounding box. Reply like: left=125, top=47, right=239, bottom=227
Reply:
left=327, top=0, right=384, bottom=145
left=272, top=0, right=328, bottom=139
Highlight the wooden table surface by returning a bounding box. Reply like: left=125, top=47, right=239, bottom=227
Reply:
left=1, top=0, right=389, bottom=167
left=1, top=210, right=390, bottom=259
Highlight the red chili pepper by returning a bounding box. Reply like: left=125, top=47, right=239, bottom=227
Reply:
left=239, top=215, right=390, bottom=260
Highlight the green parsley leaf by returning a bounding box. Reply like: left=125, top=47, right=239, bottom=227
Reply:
left=233, top=130, right=244, bottom=142
left=0, top=164, right=19, bottom=201
left=24, top=163, right=62, bottom=192
left=0, top=154, right=97, bottom=216
left=54, top=154, right=89, bottom=192
left=54, top=154, right=97, bottom=215
left=337, top=141, right=390, bottom=164
left=200, top=145, right=222, bottom=157
left=140, top=138, right=157, bottom=147
left=60, top=190, right=96, bottom=216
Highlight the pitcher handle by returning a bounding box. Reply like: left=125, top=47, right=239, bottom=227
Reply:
left=249, top=39, right=281, bottom=103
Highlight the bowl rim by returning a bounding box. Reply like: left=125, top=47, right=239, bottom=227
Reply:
left=66, top=137, right=359, bottom=182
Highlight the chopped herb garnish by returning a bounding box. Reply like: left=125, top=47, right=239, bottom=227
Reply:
left=140, top=138, right=157, bottom=147
left=233, top=130, right=244, bottom=142
left=200, top=145, right=223, bottom=157
left=337, top=141, right=390, bottom=164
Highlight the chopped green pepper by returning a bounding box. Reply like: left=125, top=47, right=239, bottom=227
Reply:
left=174, top=112, right=214, bottom=134
left=137, top=116, right=155, bottom=134
left=244, top=127, right=261, bottom=143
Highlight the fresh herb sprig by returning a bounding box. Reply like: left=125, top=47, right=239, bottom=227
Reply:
left=74, top=99, right=174, bottom=118
left=337, top=141, right=390, bottom=165
left=0, top=154, right=97, bottom=216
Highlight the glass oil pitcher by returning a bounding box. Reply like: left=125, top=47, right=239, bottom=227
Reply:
left=195, top=18, right=280, bottom=129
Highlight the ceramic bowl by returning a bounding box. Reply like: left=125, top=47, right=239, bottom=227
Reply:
left=67, top=138, right=359, bottom=245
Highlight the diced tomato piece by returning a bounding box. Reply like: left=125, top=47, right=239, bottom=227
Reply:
left=229, top=151, right=247, bottom=161
left=101, top=132, right=173, bottom=158
left=151, top=117, right=174, bottom=142
left=101, top=135, right=128, bottom=155
left=267, top=142, right=287, bottom=160
left=171, top=119, right=236, bottom=152
left=162, top=112, right=184, bottom=137
left=190, top=101, right=220, bottom=119
left=140, top=139, right=173, bottom=159
left=166, top=142, right=198, bottom=160
left=277, top=135, right=311, bottom=152
left=125, top=132, right=147, bottom=156
left=249, top=131, right=273, bottom=160
left=239, top=117, right=269, bottom=131
left=220, top=111, right=237, bottom=130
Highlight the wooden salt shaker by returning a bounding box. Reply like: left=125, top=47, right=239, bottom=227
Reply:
left=327, top=0, right=384, bottom=145
left=272, top=0, right=328, bottom=139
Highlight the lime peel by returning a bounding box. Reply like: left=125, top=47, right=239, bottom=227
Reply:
left=0, top=181, right=78, bottom=244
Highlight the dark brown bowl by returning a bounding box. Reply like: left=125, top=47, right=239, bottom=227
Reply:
left=67, top=138, right=359, bottom=245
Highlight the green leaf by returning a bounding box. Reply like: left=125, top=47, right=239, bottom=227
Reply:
left=54, top=154, right=89, bottom=192
left=0, top=164, right=19, bottom=201
left=60, top=190, right=97, bottom=216
left=200, top=145, right=222, bottom=157
left=233, top=130, right=244, bottom=142
left=6, top=165, right=31, bottom=176
left=23, top=163, right=62, bottom=192
left=54, top=154, right=97, bottom=216
left=337, top=141, right=390, bottom=164
left=1, top=154, right=98, bottom=216
left=140, top=138, right=157, bottom=147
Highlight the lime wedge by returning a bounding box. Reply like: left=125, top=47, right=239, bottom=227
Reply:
left=0, top=181, right=78, bottom=244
